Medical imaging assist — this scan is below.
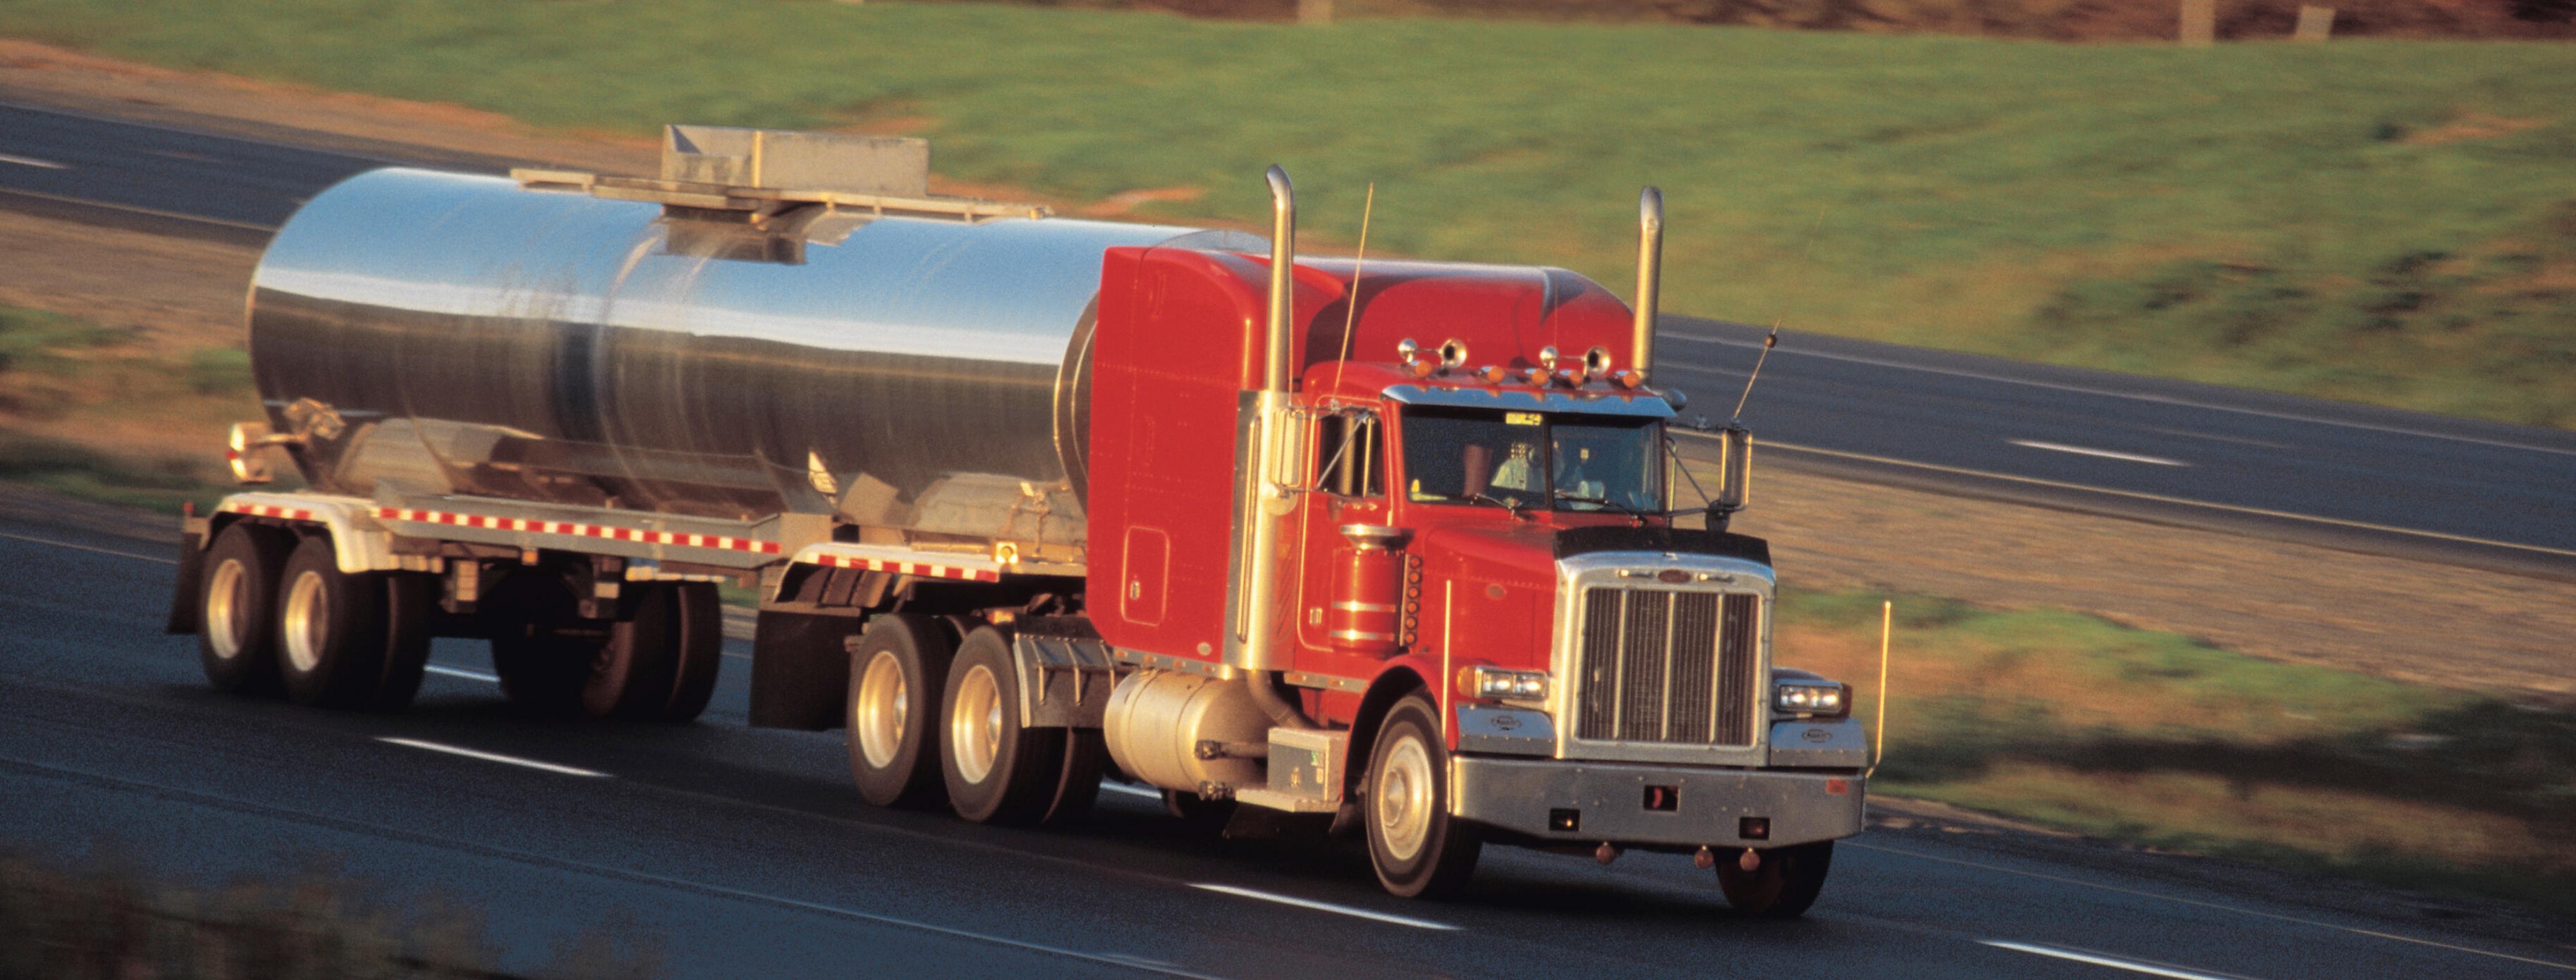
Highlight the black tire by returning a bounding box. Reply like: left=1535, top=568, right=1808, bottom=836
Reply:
left=656, top=583, right=724, bottom=722
left=938, top=626, right=1066, bottom=825
left=371, top=572, right=435, bottom=710
left=1038, top=728, right=1109, bottom=828
left=1717, top=840, right=1833, bottom=919
left=486, top=574, right=598, bottom=716
left=584, top=583, right=688, bottom=721
left=196, top=524, right=290, bottom=695
left=846, top=614, right=954, bottom=807
left=1363, top=694, right=1482, bottom=898
left=276, top=536, right=394, bottom=708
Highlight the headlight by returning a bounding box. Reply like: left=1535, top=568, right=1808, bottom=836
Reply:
left=1774, top=681, right=1850, bottom=717
left=1457, top=666, right=1550, bottom=702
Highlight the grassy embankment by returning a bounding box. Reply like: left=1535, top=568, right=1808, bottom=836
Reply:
left=4, top=0, right=2572, bottom=427
left=1774, top=590, right=2575, bottom=915
left=0, top=306, right=251, bottom=513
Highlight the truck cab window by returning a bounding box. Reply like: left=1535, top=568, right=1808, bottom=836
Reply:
left=1401, top=406, right=1662, bottom=513
left=1313, top=412, right=1383, bottom=497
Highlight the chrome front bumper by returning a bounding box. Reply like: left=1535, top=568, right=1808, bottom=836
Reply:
left=1449, top=757, right=1865, bottom=848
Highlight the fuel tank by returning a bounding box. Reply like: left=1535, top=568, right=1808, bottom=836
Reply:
left=247, top=167, right=1256, bottom=548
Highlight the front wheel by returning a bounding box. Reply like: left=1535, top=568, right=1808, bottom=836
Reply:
left=1364, top=694, right=1482, bottom=898
left=1717, top=840, right=1834, bottom=918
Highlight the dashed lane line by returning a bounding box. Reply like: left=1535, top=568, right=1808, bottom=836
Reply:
left=2008, top=439, right=2190, bottom=467
left=377, top=737, right=609, bottom=778
left=1982, top=941, right=2262, bottom=980
left=422, top=664, right=499, bottom=683
left=1191, top=883, right=1461, bottom=932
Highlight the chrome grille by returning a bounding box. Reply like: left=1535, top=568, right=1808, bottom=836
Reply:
left=1575, top=588, right=1761, bottom=746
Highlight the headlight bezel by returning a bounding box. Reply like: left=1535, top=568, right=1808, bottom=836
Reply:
left=1457, top=665, right=1551, bottom=704
left=1773, top=680, right=1852, bottom=719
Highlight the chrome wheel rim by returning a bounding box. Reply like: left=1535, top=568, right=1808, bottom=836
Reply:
left=205, top=559, right=247, bottom=660
left=950, top=664, right=1002, bottom=784
left=855, top=650, right=908, bottom=769
left=282, top=570, right=326, bottom=674
left=1375, top=731, right=1434, bottom=862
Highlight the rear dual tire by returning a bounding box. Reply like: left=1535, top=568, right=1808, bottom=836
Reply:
left=489, top=575, right=720, bottom=722
left=274, top=536, right=431, bottom=710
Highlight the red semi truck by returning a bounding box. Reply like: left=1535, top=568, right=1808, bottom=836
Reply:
left=175, top=126, right=1868, bottom=914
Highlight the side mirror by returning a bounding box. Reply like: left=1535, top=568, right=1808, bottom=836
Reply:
left=1706, top=424, right=1751, bottom=531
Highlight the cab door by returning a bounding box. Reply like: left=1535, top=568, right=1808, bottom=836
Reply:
left=1293, top=409, right=1393, bottom=654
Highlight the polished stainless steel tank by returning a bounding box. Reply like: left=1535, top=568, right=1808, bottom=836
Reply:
left=248, top=167, right=1256, bottom=548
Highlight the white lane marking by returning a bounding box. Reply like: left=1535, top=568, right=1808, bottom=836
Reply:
left=423, top=664, right=498, bottom=683
left=2009, top=440, right=2189, bottom=467
left=0, top=152, right=68, bottom=169
left=1101, top=782, right=1163, bottom=800
left=0, top=529, right=176, bottom=563
left=1982, top=941, right=2260, bottom=980
left=1687, top=432, right=2576, bottom=563
left=377, top=737, right=608, bottom=778
left=1191, top=883, right=1461, bottom=931
left=1662, top=330, right=2576, bottom=459
left=1855, top=842, right=2576, bottom=972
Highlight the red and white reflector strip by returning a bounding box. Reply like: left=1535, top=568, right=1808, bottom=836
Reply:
left=808, top=551, right=1002, bottom=583
left=371, top=507, right=782, bottom=556
left=220, top=502, right=316, bottom=522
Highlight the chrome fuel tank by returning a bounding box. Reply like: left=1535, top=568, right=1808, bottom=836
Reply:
left=249, top=167, right=1255, bottom=549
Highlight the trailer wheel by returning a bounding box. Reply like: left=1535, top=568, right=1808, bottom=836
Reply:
left=847, top=614, right=953, bottom=807
left=1717, top=840, right=1833, bottom=919
left=198, top=524, right=290, bottom=695
left=276, top=536, right=395, bottom=708
left=939, top=626, right=1066, bottom=825
left=487, top=575, right=596, bottom=715
left=656, top=583, right=724, bottom=722
left=1363, top=694, right=1483, bottom=898
left=585, top=584, right=690, bottom=721
left=371, top=572, right=435, bottom=711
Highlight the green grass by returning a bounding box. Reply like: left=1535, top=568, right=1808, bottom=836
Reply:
left=1774, top=589, right=2576, bottom=914
left=3, top=1, right=2571, bottom=425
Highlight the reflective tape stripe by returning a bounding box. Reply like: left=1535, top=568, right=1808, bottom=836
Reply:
left=369, top=507, right=781, bottom=556
left=220, top=502, right=315, bottom=522
left=809, top=552, right=1003, bottom=583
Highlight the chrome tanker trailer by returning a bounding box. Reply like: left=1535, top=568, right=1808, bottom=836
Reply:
left=175, top=126, right=1868, bottom=914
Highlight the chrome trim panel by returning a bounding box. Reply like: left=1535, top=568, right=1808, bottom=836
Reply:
left=1456, top=705, right=1555, bottom=756
left=1383, top=385, right=1676, bottom=418
left=1450, top=757, right=1863, bottom=847
left=1550, top=551, right=1774, bottom=767
left=250, top=167, right=1258, bottom=548
left=1768, top=718, right=1870, bottom=768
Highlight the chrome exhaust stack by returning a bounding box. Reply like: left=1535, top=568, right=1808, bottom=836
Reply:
left=1632, top=186, right=1663, bottom=388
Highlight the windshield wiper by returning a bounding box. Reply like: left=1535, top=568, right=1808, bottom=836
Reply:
left=1421, top=490, right=1528, bottom=516
left=1553, top=490, right=1650, bottom=523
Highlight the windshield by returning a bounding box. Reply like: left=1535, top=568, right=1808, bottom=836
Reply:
left=1401, top=406, right=1663, bottom=513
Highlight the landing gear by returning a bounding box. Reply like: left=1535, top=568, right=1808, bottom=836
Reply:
left=1364, top=693, right=1482, bottom=898
left=1718, top=840, right=1834, bottom=918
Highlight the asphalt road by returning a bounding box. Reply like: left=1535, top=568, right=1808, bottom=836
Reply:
left=5, top=95, right=2571, bottom=582
left=7, top=518, right=2573, bottom=979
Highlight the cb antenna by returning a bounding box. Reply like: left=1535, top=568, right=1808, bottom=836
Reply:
left=1728, top=323, right=1778, bottom=424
